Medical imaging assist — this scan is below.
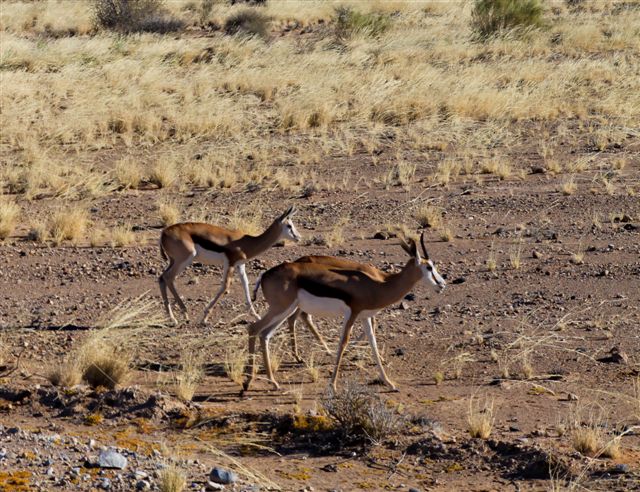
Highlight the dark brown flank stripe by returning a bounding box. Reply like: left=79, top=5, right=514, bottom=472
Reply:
left=190, top=233, right=226, bottom=253
left=297, top=277, right=352, bottom=303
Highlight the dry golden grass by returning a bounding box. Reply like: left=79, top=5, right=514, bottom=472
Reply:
left=415, top=205, right=442, bottom=229
left=50, top=206, right=88, bottom=245
left=486, top=242, right=498, bottom=272
left=439, top=226, right=454, bottom=243
left=509, top=242, right=522, bottom=270
left=571, top=242, right=585, bottom=265
left=468, top=396, right=494, bottom=439
left=174, top=348, right=205, bottom=402
left=224, top=345, right=247, bottom=388
left=110, top=223, right=136, bottom=247
left=158, top=199, right=181, bottom=227
left=158, top=464, right=187, bottom=492
left=115, top=158, right=144, bottom=190
left=572, top=425, right=600, bottom=455
left=561, top=177, right=577, bottom=195
left=0, top=198, right=20, bottom=240
left=47, top=358, right=83, bottom=388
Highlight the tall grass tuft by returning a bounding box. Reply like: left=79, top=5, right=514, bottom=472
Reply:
left=471, top=0, right=544, bottom=38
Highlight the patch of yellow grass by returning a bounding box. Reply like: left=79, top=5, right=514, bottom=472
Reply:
left=415, top=205, right=442, bottom=229
left=158, top=200, right=181, bottom=227
left=0, top=198, right=20, bottom=240
left=175, top=348, right=205, bottom=402
left=115, top=158, right=144, bottom=190
left=50, top=206, right=89, bottom=245
left=110, top=223, right=136, bottom=247
left=467, top=396, right=494, bottom=439
left=159, top=464, right=187, bottom=492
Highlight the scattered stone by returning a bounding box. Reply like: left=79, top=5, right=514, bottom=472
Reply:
left=394, top=348, right=405, bottom=357
left=98, top=448, right=127, bottom=470
left=136, top=479, right=151, bottom=490
left=597, top=347, right=628, bottom=365
left=373, top=231, right=390, bottom=240
left=404, top=293, right=416, bottom=301
left=612, top=463, right=630, bottom=474
left=400, top=301, right=410, bottom=310
left=321, top=463, right=338, bottom=473
left=451, top=276, right=466, bottom=284
left=206, top=482, right=225, bottom=491
left=530, top=166, right=546, bottom=174
left=209, top=467, right=238, bottom=485
left=531, top=250, right=543, bottom=259
left=100, top=477, right=111, bottom=489
left=566, top=393, right=579, bottom=401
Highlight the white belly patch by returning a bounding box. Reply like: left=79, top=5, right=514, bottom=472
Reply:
left=298, top=290, right=351, bottom=319
left=194, top=245, right=226, bottom=265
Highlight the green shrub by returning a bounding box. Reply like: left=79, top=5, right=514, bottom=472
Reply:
left=92, top=0, right=183, bottom=33
left=224, top=8, right=271, bottom=38
left=471, top=0, right=544, bottom=39
left=334, top=6, right=391, bottom=39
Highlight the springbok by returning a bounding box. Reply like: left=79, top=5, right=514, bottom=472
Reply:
left=252, top=255, right=386, bottom=363
left=159, top=206, right=301, bottom=325
left=242, top=233, right=445, bottom=392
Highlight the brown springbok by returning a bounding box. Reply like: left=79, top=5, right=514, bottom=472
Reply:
left=252, top=255, right=386, bottom=363
left=243, top=233, right=446, bottom=392
left=159, top=206, right=301, bottom=325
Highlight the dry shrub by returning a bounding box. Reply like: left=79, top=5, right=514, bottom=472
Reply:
left=158, top=464, right=187, bottom=492
left=467, top=396, right=494, bottom=439
left=224, top=345, right=247, bottom=387
left=115, top=158, right=143, bottom=190
left=150, top=160, right=178, bottom=189
left=471, top=0, right=544, bottom=39
left=561, top=177, right=577, bottom=195
left=334, top=6, right=391, bottom=39
left=50, top=206, right=89, bottom=245
left=92, top=0, right=183, bottom=33
left=48, top=359, right=84, bottom=388
left=224, top=9, right=271, bottom=38
left=175, top=348, right=205, bottom=402
left=158, top=200, right=181, bottom=227
left=0, top=198, right=20, bottom=240
left=82, top=345, right=131, bottom=389
left=110, top=223, right=136, bottom=247
left=322, top=380, right=402, bottom=445
left=415, top=205, right=442, bottom=229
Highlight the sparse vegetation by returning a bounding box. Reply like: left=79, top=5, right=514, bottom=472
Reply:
left=467, top=396, right=494, bottom=439
left=415, top=205, right=442, bottom=229
left=175, top=348, right=205, bottom=402
left=335, top=6, right=391, bottom=39
left=50, top=207, right=89, bottom=245
left=322, top=381, right=402, bottom=445
left=92, top=0, right=183, bottom=33
left=0, top=198, right=20, bottom=240
left=158, top=463, right=187, bottom=492
left=224, top=9, right=271, bottom=38
left=471, top=0, right=544, bottom=38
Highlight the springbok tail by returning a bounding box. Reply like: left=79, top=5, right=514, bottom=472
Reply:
left=251, top=271, right=265, bottom=302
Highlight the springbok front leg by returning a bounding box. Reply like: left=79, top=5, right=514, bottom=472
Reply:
left=363, top=317, right=397, bottom=391
left=330, top=313, right=358, bottom=392
left=237, top=263, right=260, bottom=320
left=201, top=262, right=234, bottom=324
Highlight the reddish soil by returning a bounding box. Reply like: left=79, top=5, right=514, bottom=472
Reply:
left=1, top=150, right=639, bottom=491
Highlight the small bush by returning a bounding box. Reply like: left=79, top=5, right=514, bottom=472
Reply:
left=158, top=464, right=187, bottom=492
left=48, top=359, right=83, bottom=388
left=471, top=0, right=544, bottom=39
left=322, top=380, right=402, bottom=444
left=335, top=6, right=391, bottom=39
left=92, top=0, right=183, bottom=33
left=83, top=347, right=131, bottom=389
left=224, top=9, right=271, bottom=38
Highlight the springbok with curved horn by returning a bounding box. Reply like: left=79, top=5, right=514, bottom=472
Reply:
left=159, top=206, right=301, bottom=325
left=243, top=233, right=445, bottom=392
left=251, top=255, right=386, bottom=363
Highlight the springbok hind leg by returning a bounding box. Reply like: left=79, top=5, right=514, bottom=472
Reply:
left=201, top=262, right=234, bottom=324
left=330, top=313, right=357, bottom=392
left=286, top=309, right=303, bottom=363
left=300, top=313, right=331, bottom=355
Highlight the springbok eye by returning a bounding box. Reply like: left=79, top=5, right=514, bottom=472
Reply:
left=426, top=264, right=432, bottom=271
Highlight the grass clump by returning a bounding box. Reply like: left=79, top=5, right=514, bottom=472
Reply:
left=158, top=464, right=187, bottom=492
left=82, top=346, right=131, bottom=390
left=224, top=9, right=271, bottom=38
left=322, top=380, right=402, bottom=445
left=415, top=205, right=441, bottom=229
left=110, top=223, right=136, bottom=247
left=115, top=158, right=143, bottom=190
left=50, top=206, right=89, bottom=245
left=0, top=198, right=20, bottom=240
left=467, top=396, right=494, bottom=439
left=471, top=0, right=544, bottom=39
left=175, top=349, right=205, bottom=402
left=48, top=359, right=84, bottom=388
left=335, top=6, right=391, bottom=39
left=92, top=0, right=183, bottom=33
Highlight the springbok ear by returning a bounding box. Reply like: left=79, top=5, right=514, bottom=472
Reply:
left=400, top=237, right=418, bottom=257
left=278, top=206, right=296, bottom=221
left=420, top=232, right=430, bottom=260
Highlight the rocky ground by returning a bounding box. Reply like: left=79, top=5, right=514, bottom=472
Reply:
left=1, top=150, right=640, bottom=491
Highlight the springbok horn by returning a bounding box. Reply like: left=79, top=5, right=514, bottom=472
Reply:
left=420, top=232, right=430, bottom=260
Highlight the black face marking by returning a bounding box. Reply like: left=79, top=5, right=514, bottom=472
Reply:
left=298, top=277, right=352, bottom=303
left=191, top=233, right=225, bottom=253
